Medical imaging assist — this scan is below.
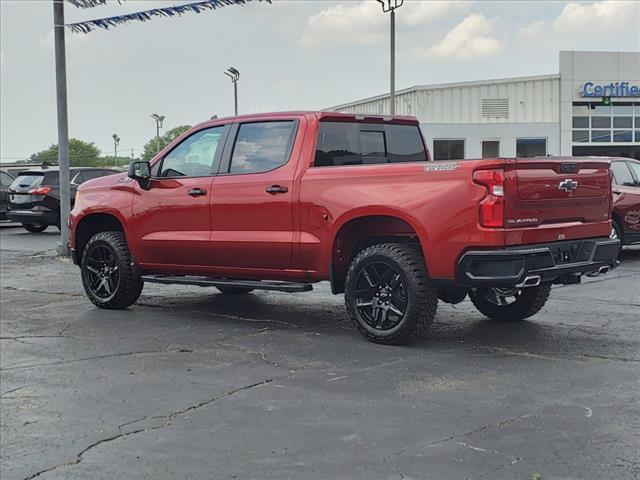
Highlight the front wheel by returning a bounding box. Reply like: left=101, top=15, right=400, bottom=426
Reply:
left=22, top=223, right=48, bottom=233
left=469, top=285, right=551, bottom=322
left=345, top=243, right=438, bottom=345
left=81, top=231, right=143, bottom=309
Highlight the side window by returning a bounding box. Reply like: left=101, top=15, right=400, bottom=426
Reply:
left=228, top=121, right=296, bottom=174
left=627, top=162, right=640, bottom=186
left=72, top=172, right=85, bottom=185
left=611, top=161, right=635, bottom=187
left=314, top=122, right=427, bottom=167
left=160, top=126, right=224, bottom=177
left=1, top=172, right=14, bottom=187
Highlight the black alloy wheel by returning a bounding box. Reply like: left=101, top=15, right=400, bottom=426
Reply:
left=84, top=243, right=120, bottom=301
left=345, top=243, right=438, bottom=345
left=354, top=261, right=408, bottom=331
left=469, top=284, right=551, bottom=322
left=80, top=231, right=143, bottom=309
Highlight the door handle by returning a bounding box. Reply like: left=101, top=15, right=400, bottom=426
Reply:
left=188, top=188, right=207, bottom=197
left=266, top=185, right=288, bottom=194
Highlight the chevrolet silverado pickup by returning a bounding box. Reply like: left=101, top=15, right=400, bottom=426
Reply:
left=69, top=111, right=620, bottom=345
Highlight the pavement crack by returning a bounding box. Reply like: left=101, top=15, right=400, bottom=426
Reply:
left=0, top=385, right=27, bottom=397
left=425, top=413, right=531, bottom=449
left=2, top=285, right=85, bottom=298
left=22, top=378, right=278, bottom=480
left=0, top=348, right=190, bottom=372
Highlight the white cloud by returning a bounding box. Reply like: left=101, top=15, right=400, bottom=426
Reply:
left=300, top=0, right=472, bottom=49
left=554, top=0, right=638, bottom=33
left=518, top=1, right=639, bottom=44
left=415, top=13, right=502, bottom=60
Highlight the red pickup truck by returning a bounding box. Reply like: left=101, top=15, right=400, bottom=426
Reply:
left=69, top=111, right=619, bottom=345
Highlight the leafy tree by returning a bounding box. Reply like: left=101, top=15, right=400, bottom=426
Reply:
left=141, top=125, right=191, bottom=161
left=100, top=155, right=137, bottom=168
left=29, top=139, right=101, bottom=167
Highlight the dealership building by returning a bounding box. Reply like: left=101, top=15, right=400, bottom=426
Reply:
left=331, top=51, right=640, bottom=160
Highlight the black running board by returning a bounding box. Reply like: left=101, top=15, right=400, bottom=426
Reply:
left=141, top=275, right=313, bottom=293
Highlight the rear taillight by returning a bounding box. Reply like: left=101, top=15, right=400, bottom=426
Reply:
left=28, top=187, right=52, bottom=195
left=473, top=168, right=504, bottom=228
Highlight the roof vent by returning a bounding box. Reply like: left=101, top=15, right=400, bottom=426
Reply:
left=482, top=98, right=509, bottom=118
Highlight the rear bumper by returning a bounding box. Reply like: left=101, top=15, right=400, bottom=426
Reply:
left=457, top=237, right=620, bottom=287
left=6, top=209, right=58, bottom=225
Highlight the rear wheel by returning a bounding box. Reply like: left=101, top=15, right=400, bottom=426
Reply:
left=345, top=243, right=438, bottom=345
left=469, top=285, right=551, bottom=322
left=22, top=223, right=47, bottom=233
left=216, top=286, right=254, bottom=295
left=81, top=231, right=143, bottom=309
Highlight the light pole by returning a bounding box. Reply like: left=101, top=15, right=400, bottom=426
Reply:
left=112, top=134, right=120, bottom=166
left=53, top=0, right=70, bottom=256
left=377, top=0, right=404, bottom=115
left=224, top=67, right=240, bottom=116
left=150, top=114, right=165, bottom=153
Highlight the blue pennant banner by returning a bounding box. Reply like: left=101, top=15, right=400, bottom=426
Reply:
left=67, top=0, right=271, bottom=33
left=66, top=0, right=111, bottom=7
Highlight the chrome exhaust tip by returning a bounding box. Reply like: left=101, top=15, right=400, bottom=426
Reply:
left=516, top=275, right=542, bottom=288
left=587, top=265, right=610, bottom=277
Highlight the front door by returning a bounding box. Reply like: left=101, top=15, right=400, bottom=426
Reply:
left=133, top=125, right=227, bottom=268
left=210, top=119, right=300, bottom=270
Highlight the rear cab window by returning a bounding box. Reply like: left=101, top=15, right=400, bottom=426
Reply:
left=314, top=121, right=428, bottom=167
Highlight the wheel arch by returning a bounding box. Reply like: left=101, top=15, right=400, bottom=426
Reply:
left=329, top=210, right=429, bottom=294
left=75, top=212, right=128, bottom=265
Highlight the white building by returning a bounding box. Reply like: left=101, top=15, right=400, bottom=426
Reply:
left=331, top=51, right=640, bottom=160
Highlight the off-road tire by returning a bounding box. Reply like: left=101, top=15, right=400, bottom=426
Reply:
left=345, top=243, right=438, bottom=345
left=81, top=231, right=143, bottom=309
left=216, top=286, right=254, bottom=295
left=22, top=223, right=48, bottom=233
left=469, top=284, right=551, bottom=322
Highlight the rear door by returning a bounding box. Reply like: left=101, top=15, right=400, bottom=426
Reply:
left=210, top=118, right=302, bottom=270
left=504, top=157, right=611, bottom=240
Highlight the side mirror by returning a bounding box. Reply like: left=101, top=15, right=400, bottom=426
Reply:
left=128, top=161, right=151, bottom=190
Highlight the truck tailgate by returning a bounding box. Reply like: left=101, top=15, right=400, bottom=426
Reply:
left=503, top=157, right=611, bottom=242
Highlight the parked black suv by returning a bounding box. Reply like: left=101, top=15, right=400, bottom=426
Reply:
left=7, top=167, right=119, bottom=233
left=1, top=169, right=15, bottom=221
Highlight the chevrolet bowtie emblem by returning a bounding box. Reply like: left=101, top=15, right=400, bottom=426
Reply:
left=559, top=179, right=578, bottom=192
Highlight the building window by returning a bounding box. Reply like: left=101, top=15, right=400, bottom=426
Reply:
left=591, top=130, right=611, bottom=142
left=433, top=140, right=465, bottom=161
left=572, top=131, right=589, bottom=143
left=572, top=101, right=639, bottom=144
left=481, top=141, right=500, bottom=158
left=516, top=138, right=546, bottom=157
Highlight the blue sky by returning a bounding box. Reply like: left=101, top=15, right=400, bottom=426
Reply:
left=1, top=0, right=638, bottom=160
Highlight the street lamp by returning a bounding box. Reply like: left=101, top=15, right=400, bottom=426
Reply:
left=150, top=113, right=165, bottom=153
left=377, top=0, right=404, bottom=115
left=112, top=133, right=120, bottom=166
left=224, top=67, right=240, bottom=116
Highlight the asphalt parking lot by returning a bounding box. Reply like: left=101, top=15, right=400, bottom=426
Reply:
left=1, top=224, right=639, bottom=480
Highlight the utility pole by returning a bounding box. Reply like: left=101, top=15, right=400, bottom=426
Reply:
left=150, top=114, right=165, bottom=153
left=377, top=0, right=404, bottom=115
left=53, top=0, right=70, bottom=256
left=112, top=134, right=120, bottom=166
left=224, top=67, right=240, bottom=116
